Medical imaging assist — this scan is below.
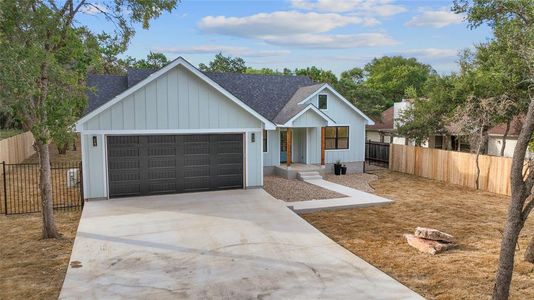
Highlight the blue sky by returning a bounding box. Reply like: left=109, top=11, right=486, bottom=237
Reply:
left=79, top=0, right=491, bottom=75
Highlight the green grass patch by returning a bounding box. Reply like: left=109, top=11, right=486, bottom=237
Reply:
left=0, top=129, right=23, bottom=140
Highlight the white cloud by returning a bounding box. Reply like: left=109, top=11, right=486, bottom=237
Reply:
left=79, top=4, right=108, bottom=15
left=197, top=11, right=394, bottom=49
left=262, top=33, right=397, bottom=48
left=405, top=9, right=463, bottom=28
left=198, top=11, right=376, bottom=38
left=400, top=48, right=458, bottom=58
left=153, top=45, right=290, bottom=58
left=291, top=0, right=406, bottom=16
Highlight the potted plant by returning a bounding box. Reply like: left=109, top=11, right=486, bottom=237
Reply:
left=334, top=160, right=342, bottom=175
left=341, top=164, right=347, bottom=175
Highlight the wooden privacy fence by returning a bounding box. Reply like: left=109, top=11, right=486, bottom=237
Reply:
left=0, top=132, right=35, bottom=164
left=389, top=144, right=513, bottom=196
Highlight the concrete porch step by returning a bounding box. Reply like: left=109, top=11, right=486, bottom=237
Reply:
left=297, top=171, right=323, bottom=181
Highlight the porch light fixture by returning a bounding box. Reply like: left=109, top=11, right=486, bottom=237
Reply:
left=251, top=133, right=256, bottom=143
left=92, top=136, right=98, bottom=147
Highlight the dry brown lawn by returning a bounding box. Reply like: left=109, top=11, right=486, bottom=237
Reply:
left=303, top=170, right=534, bottom=300
left=0, top=210, right=81, bottom=300
left=24, top=142, right=81, bottom=164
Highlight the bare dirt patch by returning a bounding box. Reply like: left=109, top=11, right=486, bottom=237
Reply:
left=0, top=210, right=81, bottom=299
left=303, top=170, right=534, bottom=300
left=24, top=141, right=81, bottom=164
left=324, top=172, right=377, bottom=193
left=263, top=176, right=346, bottom=201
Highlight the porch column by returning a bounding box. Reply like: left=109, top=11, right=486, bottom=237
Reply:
left=321, top=127, right=325, bottom=166
left=287, top=128, right=292, bottom=167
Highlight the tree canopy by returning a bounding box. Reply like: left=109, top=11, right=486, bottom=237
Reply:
left=0, top=0, right=178, bottom=238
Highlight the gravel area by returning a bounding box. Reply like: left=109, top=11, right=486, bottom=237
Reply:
left=263, top=176, right=346, bottom=202
left=324, top=172, right=378, bottom=193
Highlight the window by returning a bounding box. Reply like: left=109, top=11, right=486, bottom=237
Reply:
left=318, top=94, right=328, bottom=109
left=263, top=130, right=268, bottom=152
left=325, top=126, right=349, bottom=150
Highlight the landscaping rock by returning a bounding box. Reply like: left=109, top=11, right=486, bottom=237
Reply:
left=404, top=234, right=457, bottom=255
left=414, top=227, right=454, bottom=243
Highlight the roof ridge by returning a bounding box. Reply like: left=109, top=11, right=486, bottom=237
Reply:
left=202, top=71, right=313, bottom=79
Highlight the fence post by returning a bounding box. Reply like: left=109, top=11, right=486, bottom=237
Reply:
left=2, top=161, right=7, bottom=215
left=79, top=161, right=84, bottom=208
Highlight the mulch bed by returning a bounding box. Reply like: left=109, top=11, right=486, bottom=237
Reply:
left=303, top=170, right=534, bottom=300
left=263, top=176, right=346, bottom=202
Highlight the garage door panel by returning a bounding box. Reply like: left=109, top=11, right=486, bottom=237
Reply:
left=184, top=154, right=209, bottom=166
left=184, top=177, right=210, bottom=192
left=215, top=174, right=243, bottom=189
left=212, top=153, right=242, bottom=164
left=148, top=181, right=177, bottom=194
left=108, top=134, right=243, bottom=198
left=149, top=157, right=177, bottom=168
left=110, top=182, right=141, bottom=196
left=215, top=164, right=243, bottom=175
left=148, top=168, right=176, bottom=180
left=184, top=165, right=209, bottom=178
left=184, top=143, right=209, bottom=154
left=109, top=170, right=140, bottom=182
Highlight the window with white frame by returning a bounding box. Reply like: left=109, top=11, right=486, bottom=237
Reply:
left=325, top=126, right=349, bottom=150
left=263, top=130, right=268, bottom=152
left=318, top=94, right=328, bottom=109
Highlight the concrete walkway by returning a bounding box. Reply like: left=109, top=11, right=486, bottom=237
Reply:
left=61, top=189, right=421, bottom=299
left=288, top=178, right=393, bottom=213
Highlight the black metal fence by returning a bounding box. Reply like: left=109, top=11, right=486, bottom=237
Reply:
left=1, top=161, right=83, bottom=215
left=365, top=141, right=390, bottom=167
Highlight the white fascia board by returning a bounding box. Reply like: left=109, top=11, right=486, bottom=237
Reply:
left=281, top=104, right=336, bottom=127
left=297, top=83, right=375, bottom=125
left=76, top=57, right=276, bottom=131
left=79, top=128, right=263, bottom=135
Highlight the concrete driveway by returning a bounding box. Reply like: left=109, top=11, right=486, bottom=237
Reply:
left=60, top=189, right=422, bottom=299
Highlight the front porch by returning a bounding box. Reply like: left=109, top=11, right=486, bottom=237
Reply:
left=273, top=163, right=327, bottom=180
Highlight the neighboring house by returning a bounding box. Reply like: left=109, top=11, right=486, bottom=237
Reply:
left=76, top=57, right=373, bottom=200
left=366, top=99, right=525, bottom=157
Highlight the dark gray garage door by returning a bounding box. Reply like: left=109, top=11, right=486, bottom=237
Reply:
left=107, top=134, right=244, bottom=198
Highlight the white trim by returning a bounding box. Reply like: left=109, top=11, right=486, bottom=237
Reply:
left=100, top=134, right=109, bottom=199
left=76, top=57, right=276, bottom=131
left=262, top=129, right=268, bottom=153
left=297, top=84, right=375, bottom=125
left=260, top=130, right=264, bottom=186
left=245, top=132, right=249, bottom=188
left=80, top=134, right=88, bottom=199
left=280, top=104, right=336, bottom=127
left=305, top=128, right=310, bottom=164
left=79, top=128, right=263, bottom=135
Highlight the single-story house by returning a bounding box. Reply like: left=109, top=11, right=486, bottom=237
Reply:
left=76, top=57, right=373, bottom=200
left=366, top=99, right=527, bottom=157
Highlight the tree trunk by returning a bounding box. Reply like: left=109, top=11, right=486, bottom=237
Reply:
left=57, top=142, right=68, bottom=155
left=501, top=120, right=511, bottom=157
left=524, top=236, right=534, bottom=263
left=493, top=98, right=534, bottom=300
left=36, top=142, right=60, bottom=239
left=493, top=204, right=524, bottom=300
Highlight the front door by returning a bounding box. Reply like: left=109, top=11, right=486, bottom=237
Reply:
left=280, top=131, right=287, bottom=163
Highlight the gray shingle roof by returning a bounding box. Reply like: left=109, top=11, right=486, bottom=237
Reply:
left=127, top=68, right=157, bottom=87
left=85, top=68, right=318, bottom=122
left=85, top=74, right=128, bottom=115
left=273, top=84, right=324, bottom=124
left=203, top=72, right=315, bottom=121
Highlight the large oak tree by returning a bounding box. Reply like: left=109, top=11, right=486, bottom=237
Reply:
left=0, top=0, right=178, bottom=238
